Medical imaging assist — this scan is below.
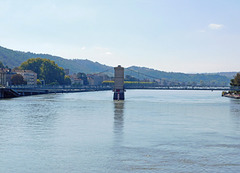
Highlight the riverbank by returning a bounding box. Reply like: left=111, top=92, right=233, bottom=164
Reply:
left=0, top=86, right=112, bottom=99
left=222, top=91, right=240, bottom=99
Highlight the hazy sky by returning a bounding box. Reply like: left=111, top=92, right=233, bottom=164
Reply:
left=0, top=0, right=240, bottom=73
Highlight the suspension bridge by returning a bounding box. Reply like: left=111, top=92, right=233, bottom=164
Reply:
left=0, top=65, right=234, bottom=99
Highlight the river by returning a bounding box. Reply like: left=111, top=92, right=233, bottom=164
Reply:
left=0, top=90, right=240, bottom=173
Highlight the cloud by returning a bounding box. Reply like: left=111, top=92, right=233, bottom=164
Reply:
left=105, top=52, right=112, bottom=55
left=81, top=46, right=86, bottom=50
left=208, top=23, right=224, bottom=30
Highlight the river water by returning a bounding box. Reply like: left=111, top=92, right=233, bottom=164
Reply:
left=0, top=90, right=240, bottom=173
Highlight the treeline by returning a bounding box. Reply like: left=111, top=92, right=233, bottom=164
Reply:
left=1, top=58, right=71, bottom=85
left=230, top=73, right=240, bottom=87
left=19, top=58, right=71, bottom=85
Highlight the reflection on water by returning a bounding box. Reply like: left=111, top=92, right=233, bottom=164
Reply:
left=113, top=101, right=125, bottom=144
left=230, top=99, right=240, bottom=112
left=230, top=99, right=240, bottom=129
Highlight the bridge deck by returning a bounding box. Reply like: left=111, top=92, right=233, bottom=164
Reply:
left=0, top=86, right=234, bottom=99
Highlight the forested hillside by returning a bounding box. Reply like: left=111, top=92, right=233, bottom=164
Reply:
left=0, top=45, right=234, bottom=86
left=126, top=66, right=231, bottom=86
left=0, top=46, right=110, bottom=74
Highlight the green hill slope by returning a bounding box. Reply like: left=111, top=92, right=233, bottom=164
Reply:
left=0, top=45, right=232, bottom=86
left=126, top=66, right=230, bottom=86
left=0, top=46, right=111, bottom=74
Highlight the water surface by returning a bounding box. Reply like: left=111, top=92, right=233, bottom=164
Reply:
left=0, top=90, right=240, bottom=172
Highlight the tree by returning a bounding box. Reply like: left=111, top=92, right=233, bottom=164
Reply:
left=40, top=59, right=65, bottom=85
left=11, top=74, right=25, bottom=85
left=0, top=61, right=4, bottom=68
left=37, top=79, right=42, bottom=85
left=77, top=72, right=89, bottom=85
left=20, top=58, right=43, bottom=78
left=230, top=73, right=240, bottom=86
left=20, top=58, right=65, bottom=85
left=64, top=75, right=71, bottom=85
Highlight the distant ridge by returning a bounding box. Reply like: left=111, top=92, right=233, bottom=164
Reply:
left=0, top=45, right=236, bottom=86
left=126, top=66, right=232, bottom=86
left=0, top=46, right=111, bottom=74
left=209, top=72, right=238, bottom=79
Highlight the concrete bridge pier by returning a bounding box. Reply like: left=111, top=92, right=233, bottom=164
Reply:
left=113, top=65, right=125, bottom=100
left=113, top=90, right=125, bottom=100
left=0, top=88, right=3, bottom=98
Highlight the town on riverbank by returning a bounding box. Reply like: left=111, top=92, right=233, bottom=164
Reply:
left=1, top=58, right=239, bottom=99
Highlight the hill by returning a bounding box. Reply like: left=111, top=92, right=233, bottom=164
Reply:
left=0, top=45, right=234, bottom=86
left=126, top=66, right=231, bottom=86
left=0, top=46, right=111, bottom=74
left=212, top=72, right=238, bottom=79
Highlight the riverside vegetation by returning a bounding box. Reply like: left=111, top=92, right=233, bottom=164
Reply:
left=1, top=58, right=71, bottom=86
left=222, top=73, right=240, bottom=98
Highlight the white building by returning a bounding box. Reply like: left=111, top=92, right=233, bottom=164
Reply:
left=14, top=70, right=37, bottom=86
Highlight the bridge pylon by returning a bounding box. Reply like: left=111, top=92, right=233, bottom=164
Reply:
left=113, top=65, right=125, bottom=100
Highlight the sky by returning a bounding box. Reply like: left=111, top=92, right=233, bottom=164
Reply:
left=0, top=0, right=240, bottom=73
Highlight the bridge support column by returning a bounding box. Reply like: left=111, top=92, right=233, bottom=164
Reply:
left=0, top=89, right=3, bottom=98
left=113, top=65, right=125, bottom=100
left=113, top=91, right=125, bottom=100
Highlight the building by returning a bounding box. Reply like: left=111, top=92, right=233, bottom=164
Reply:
left=0, top=68, right=16, bottom=87
left=87, top=74, right=104, bottom=86
left=0, top=69, right=7, bottom=86
left=71, top=78, right=83, bottom=85
left=14, top=70, right=37, bottom=86
left=6, top=70, right=16, bottom=86
left=69, top=73, right=84, bottom=85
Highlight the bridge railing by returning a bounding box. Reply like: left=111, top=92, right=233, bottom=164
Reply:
left=6, top=85, right=234, bottom=91
left=7, top=85, right=113, bottom=90
left=125, top=86, right=230, bottom=90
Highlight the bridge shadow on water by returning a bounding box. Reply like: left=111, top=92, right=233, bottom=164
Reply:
left=113, top=100, right=125, bottom=145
